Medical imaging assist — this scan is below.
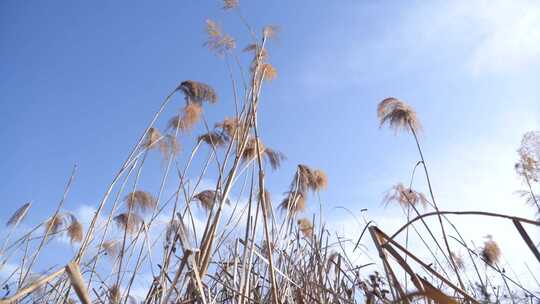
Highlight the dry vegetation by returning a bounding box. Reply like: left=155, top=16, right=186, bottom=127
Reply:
left=1, top=2, right=539, bottom=304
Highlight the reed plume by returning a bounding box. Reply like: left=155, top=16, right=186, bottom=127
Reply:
left=6, top=202, right=31, bottom=227
left=67, top=214, right=83, bottom=244
left=193, top=190, right=229, bottom=211
left=177, top=80, right=218, bottom=104
left=215, top=117, right=242, bottom=139
left=222, top=0, right=238, bottom=9
left=377, top=97, right=421, bottom=133
left=262, top=63, right=277, bottom=81
left=114, top=213, right=143, bottom=234
left=264, top=148, right=286, bottom=170
left=241, top=137, right=265, bottom=162
left=515, top=131, right=540, bottom=183
left=45, top=213, right=65, bottom=235
left=481, top=237, right=501, bottom=266
left=123, top=190, right=157, bottom=213
left=161, top=134, right=181, bottom=159
left=143, top=127, right=162, bottom=149
left=279, top=191, right=306, bottom=213
left=168, top=102, right=203, bottom=132
left=102, top=240, right=119, bottom=257
left=293, top=164, right=327, bottom=193
left=383, top=183, right=428, bottom=208
left=297, top=218, right=313, bottom=237
left=198, top=131, right=227, bottom=147
left=204, top=19, right=235, bottom=55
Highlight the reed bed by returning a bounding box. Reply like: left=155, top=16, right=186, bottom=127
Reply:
left=1, top=2, right=539, bottom=303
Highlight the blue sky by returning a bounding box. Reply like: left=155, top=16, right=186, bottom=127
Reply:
left=1, top=0, right=540, bottom=291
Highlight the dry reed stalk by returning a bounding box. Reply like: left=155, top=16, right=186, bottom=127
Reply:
left=65, top=262, right=91, bottom=304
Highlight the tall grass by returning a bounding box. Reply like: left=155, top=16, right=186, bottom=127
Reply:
left=0, top=2, right=539, bottom=304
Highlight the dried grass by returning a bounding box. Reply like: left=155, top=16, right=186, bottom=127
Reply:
left=242, top=137, right=265, bottom=162
left=6, top=202, right=31, bottom=227
left=377, top=97, right=422, bottom=133
left=67, top=215, right=83, bottom=244
left=222, top=0, right=238, bottom=9
left=198, top=131, right=227, bottom=147
left=168, top=103, right=203, bottom=132
left=297, top=218, right=313, bottom=238
left=114, top=213, right=143, bottom=234
left=279, top=191, right=306, bottom=213
left=102, top=240, right=119, bottom=258
left=204, top=19, right=235, bottom=55
left=177, top=80, right=218, bottom=104
left=264, top=148, right=286, bottom=170
left=124, top=190, right=157, bottom=213
left=45, top=214, right=65, bottom=235
left=383, top=183, right=428, bottom=208
left=215, top=117, right=242, bottom=139
left=481, top=237, right=501, bottom=266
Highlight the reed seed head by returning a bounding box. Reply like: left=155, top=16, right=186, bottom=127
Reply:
left=6, top=202, right=31, bottom=227
left=114, top=212, right=143, bottom=234
left=383, top=183, right=429, bottom=208
left=264, top=148, right=286, bottom=170
left=45, top=213, right=65, bottom=235
left=204, top=19, right=235, bottom=55
left=279, top=191, right=306, bottom=214
left=222, top=0, right=238, bottom=9
left=377, top=97, right=421, bottom=133
left=177, top=80, right=218, bottom=104
left=297, top=218, right=313, bottom=238
left=124, top=190, right=157, bottom=213
left=193, top=190, right=230, bottom=211
left=242, top=138, right=265, bottom=162
left=198, top=131, right=227, bottom=147
left=481, top=237, right=501, bottom=266
left=515, top=131, right=540, bottom=182
left=67, top=214, right=83, bottom=244
left=168, top=103, right=203, bottom=132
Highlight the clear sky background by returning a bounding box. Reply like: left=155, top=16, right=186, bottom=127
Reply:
left=1, top=0, right=540, bottom=292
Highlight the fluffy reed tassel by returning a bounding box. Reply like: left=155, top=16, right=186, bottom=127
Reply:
left=124, top=190, right=157, bottom=213
left=193, top=190, right=229, bottom=211
left=143, top=127, right=162, bottom=149
left=160, top=134, right=181, bottom=160
left=242, top=138, right=265, bottom=162
left=264, top=148, right=286, bottom=170
left=6, top=202, right=31, bottom=227
left=177, top=80, right=218, bottom=104
left=515, top=131, right=540, bottom=182
left=114, top=213, right=143, bottom=234
left=222, top=0, right=238, bottom=9
left=168, top=103, right=203, bottom=132
left=312, top=169, right=328, bottom=190
left=102, top=240, right=119, bottom=258
left=293, top=164, right=327, bottom=192
left=383, top=183, right=429, bottom=208
left=377, top=97, right=422, bottom=133
left=203, top=20, right=235, bottom=55
left=67, top=214, right=83, bottom=244
left=45, top=214, right=65, bottom=235
left=279, top=191, right=306, bottom=213
left=481, top=237, right=501, bottom=265
left=297, top=218, right=313, bottom=238
left=216, top=117, right=244, bottom=139
left=198, top=131, right=227, bottom=147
